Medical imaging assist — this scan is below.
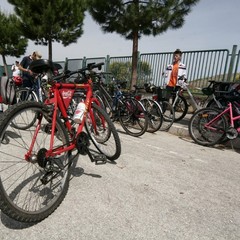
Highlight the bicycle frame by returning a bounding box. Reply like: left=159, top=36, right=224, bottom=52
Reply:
left=173, top=82, right=223, bottom=112
left=25, top=79, right=101, bottom=161
left=205, top=102, right=240, bottom=132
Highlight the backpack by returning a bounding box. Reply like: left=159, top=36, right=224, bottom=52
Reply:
left=0, top=76, right=16, bottom=104
left=12, top=76, right=23, bottom=86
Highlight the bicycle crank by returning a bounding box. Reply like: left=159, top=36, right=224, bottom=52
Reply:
left=37, top=148, right=48, bottom=168
left=76, top=132, right=90, bottom=155
left=226, top=127, right=238, bottom=140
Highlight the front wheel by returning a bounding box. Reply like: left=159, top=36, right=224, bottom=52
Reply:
left=85, top=102, right=121, bottom=161
left=119, top=97, right=148, bottom=137
left=171, top=95, right=188, bottom=122
left=11, top=88, right=39, bottom=130
left=188, top=107, right=227, bottom=146
left=141, top=98, right=163, bottom=133
left=0, top=101, right=71, bottom=223
left=158, top=100, right=175, bottom=131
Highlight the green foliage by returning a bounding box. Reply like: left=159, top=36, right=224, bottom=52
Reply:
left=88, top=0, right=200, bottom=40
left=8, top=0, right=87, bottom=59
left=109, top=60, right=151, bottom=87
left=0, top=11, right=27, bottom=57
left=88, top=0, right=200, bottom=88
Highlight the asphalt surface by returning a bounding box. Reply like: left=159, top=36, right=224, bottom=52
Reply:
left=1, top=119, right=240, bottom=240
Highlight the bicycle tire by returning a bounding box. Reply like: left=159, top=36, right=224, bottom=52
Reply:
left=0, top=101, right=71, bottom=223
left=85, top=102, right=121, bottom=161
left=11, top=88, right=39, bottom=130
left=158, top=100, right=175, bottom=131
left=140, top=98, right=163, bottom=133
left=172, top=95, right=188, bottom=122
left=119, top=97, right=148, bottom=137
left=188, top=107, right=227, bottom=146
left=15, top=87, right=39, bottom=103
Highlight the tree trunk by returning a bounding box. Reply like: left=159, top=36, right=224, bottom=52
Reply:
left=48, top=39, right=52, bottom=61
left=131, top=31, right=139, bottom=90
left=2, top=55, right=9, bottom=77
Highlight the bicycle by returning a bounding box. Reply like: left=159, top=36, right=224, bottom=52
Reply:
left=129, top=85, right=163, bottom=133
left=143, top=83, right=175, bottom=131
left=93, top=73, right=149, bottom=137
left=188, top=95, right=240, bottom=147
left=0, top=60, right=121, bottom=223
left=166, top=77, right=226, bottom=122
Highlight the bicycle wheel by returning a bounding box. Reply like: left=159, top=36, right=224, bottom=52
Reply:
left=188, top=107, right=227, bottom=146
left=141, top=98, right=163, bottom=133
left=85, top=102, right=121, bottom=161
left=0, top=101, right=71, bottom=223
left=15, top=87, right=39, bottom=103
left=11, top=88, right=39, bottom=130
left=171, top=95, right=188, bottom=122
left=119, top=97, right=148, bottom=137
left=158, top=100, right=175, bottom=131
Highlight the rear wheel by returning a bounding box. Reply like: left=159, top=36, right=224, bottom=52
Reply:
left=0, top=101, right=71, bottom=223
left=188, top=107, right=227, bottom=146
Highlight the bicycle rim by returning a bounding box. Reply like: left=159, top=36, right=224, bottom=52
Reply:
left=12, top=88, right=39, bottom=130
left=172, top=95, right=188, bottom=122
left=0, top=102, right=71, bottom=223
left=119, top=98, right=148, bottom=137
left=85, top=103, right=121, bottom=161
left=158, top=101, right=175, bottom=131
left=141, top=99, right=163, bottom=133
left=15, top=88, right=39, bottom=103
left=188, top=107, right=227, bottom=146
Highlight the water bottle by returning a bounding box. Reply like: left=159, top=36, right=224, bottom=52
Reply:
left=73, top=102, right=85, bottom=123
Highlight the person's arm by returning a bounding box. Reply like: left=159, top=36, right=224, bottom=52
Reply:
left=19, top=57, right=33, bottom=75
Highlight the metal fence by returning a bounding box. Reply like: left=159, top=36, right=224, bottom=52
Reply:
left=1, top=45, right=240, bottom=89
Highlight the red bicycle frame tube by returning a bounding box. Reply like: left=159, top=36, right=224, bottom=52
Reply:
left=27, top=78, right=103, bottom=159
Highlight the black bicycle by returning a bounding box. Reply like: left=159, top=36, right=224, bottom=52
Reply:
left=93, top=73, right=149, bottom=137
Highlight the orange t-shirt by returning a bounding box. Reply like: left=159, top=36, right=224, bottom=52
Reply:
left=168, top=63, right=179, bottom=87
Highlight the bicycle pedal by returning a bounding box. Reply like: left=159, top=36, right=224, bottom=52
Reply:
left=94, top=154, right=107, bottom=165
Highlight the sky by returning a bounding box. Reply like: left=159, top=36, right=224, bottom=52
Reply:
left=1, top=0, right=240, bottom=66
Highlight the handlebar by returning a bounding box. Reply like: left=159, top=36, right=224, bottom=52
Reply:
left=52, top=62, right=105, bottom=82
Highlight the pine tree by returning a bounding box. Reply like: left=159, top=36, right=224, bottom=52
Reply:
left=8, top=0, right=87, bottom=60
left=0, top=11, right=28, bottom=75
left=88, top=0, right=200, bottom=89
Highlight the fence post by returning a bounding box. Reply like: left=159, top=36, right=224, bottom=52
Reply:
left=227, top=45, right=238, bottom=82
left=105, top=55, right=110, bottom=73
left=136, top=51, right=141, bottom=85
left=82, top=57, right=87, bottom=68
left=64, top=57, right=68, bottom=71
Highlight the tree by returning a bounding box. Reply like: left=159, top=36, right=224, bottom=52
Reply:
left=109, top=61, right=151, bottom=87
left=0, top=11, right=28, bottom=75
left=8, top=0, right=87, bottom=61
left=88, top=0, right=200, bottom=89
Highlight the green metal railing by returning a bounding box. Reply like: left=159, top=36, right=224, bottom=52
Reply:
left=1, top=45, right=240, bottom=89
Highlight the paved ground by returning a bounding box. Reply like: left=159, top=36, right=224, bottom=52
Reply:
left=1, top=119, right=240, bottom=240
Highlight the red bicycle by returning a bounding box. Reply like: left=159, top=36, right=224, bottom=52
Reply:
left=0, top=60, right=121, bottom=223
